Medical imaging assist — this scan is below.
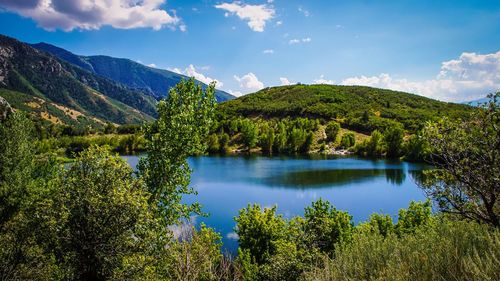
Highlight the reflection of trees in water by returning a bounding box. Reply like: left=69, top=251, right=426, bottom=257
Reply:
left=408, top=169, right=431, bottom=187
left=266, top=168, right=409, bottom=189
left=385, top=169, right=406, bottom=186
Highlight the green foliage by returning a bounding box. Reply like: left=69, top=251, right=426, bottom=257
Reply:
left=340, top=132, right=356, bottom=148
left=240, top=119, right=259, bottom=149
left=138, top=78, right=217, bottom=225
left=384, top=125, right=404, bottom=158
left=403, top=133, right=430, bottom=162
left=325, top=121, right=340, bottom=142
left=304, top=199, right=354, bottom=254
left=167, top=224, right=226, bottom=281
left=207, top=133, right=220, bottom=154
left=357, top=213, right=394, bottom=237
left=357, top=130, right=385, bottom=157
left=420, top=93, right=500, bottom=227
left=259, top=123, right=275, bottom=154
left=396, top=200, right=434, bottom=235
left=219, top=132, right=230, bottom=154
left=303, top=219, right=500, bottom=281
left=235, top=205, right=287, bottom=265
left=0, top=112, right=35, bottom=225
left=46, top=147, right=168, bottom=280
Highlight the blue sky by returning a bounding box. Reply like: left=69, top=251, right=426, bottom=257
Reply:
left=0, top=0, right=499, bottom=101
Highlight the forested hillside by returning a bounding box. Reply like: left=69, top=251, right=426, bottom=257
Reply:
left=220, top=84, right=472, bottom=133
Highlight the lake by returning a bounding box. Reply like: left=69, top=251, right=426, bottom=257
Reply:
left=122, top=155, right=430, bottom=252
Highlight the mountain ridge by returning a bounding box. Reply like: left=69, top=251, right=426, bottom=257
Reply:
left=0, top=34, right=157, bottom=126
left=31, top=42, right=234, bottom=102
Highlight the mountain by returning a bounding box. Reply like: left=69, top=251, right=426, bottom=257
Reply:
left=219, top=84, right=473, bottom=132
left=31, top=42, right=234, bottom=102
left=0, top=34, right=159, bottom=127
left=461, top=96, right=493, bottom=107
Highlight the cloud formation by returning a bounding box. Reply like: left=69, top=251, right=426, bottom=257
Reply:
left=279, top=77, right=292, bottom=85
left=314, top=75, right=334, bottom=85
left=215, top=1, right=275, bottom=32
left=234, top=72, right=265, bottom=92
left=169, top=64, right=224, bottom=89
left=341, top=51, right=500, bottom=102
left=0, top=0, right=182, bottom=31
left=289, top=37, right=311, bottom=45
left=263, top=49, right=274, bottom=54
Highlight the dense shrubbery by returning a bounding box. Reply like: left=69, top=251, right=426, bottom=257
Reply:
left=232, top=200, right=499, bottom=280
left=303, top=218, right=499, bottom=281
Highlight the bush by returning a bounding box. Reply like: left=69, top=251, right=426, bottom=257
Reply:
left=340, top=132, right=356, bottom=148
left=303, top=219, right=500, bottom=281
left=325, top=121, right=340, bottom=142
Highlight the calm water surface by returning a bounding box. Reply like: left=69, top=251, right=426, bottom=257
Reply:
left=123, top=155, right=430, bottom=252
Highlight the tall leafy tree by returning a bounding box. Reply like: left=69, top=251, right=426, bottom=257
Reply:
left=138, top=78, right=217, bottom=225
left=421, top=93, right=499, bottom=227
left=384, top=125, right=404, bottom=158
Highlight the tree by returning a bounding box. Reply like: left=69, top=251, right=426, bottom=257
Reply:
left=219, top=132, right=230, bottom=154
left=138, top=78, right=217, bottom=225
left=383, top=125, right=404, bottom=158
left=259, top=123, right=275, bottom=154
left=325, top=121, right=340, bottom=142
left=207, top=133, right=220, bottom=154
left=403, top=133, right=430, bottom=162
left=49, top=147, right=168, bottom=280
left=0, top=112, right=35, bottom=226
left=363, top=130, right=385, bottom=157
left=340, top=132, right=356, bottom=148
left=273, top=122, right=287, bottom=153
left=303, top=199, right=353, bottom=254
left=235, top=204, right=287, bottom=265
left=240, top=120, right=258, bottom=149
left=420, top=93, right=499, bottom=227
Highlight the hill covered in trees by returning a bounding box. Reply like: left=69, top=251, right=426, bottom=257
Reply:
left=219, top=84, right=473, bottom=133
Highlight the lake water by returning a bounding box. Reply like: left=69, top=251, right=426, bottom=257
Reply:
left=122, top=155, right=430, bottom=252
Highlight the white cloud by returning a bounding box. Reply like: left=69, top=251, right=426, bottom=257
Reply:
left=214, top=1, right=275, bottom=32
left=340, top=51, right=500, bottom=102
left=234, top=72, right=265, bottom=92
left=289, top=37, right=311, bottom=45
left=314, top=75, right=335, bottom=85
left=147, top=63, right=157, bottom=68
left=228, top=89, right=243, bottom=97
left=0, top=0, right=183, bottom=31
left=279, top=77, right=292, bottom=85
left=263, top=49, right=274, bottom=54
left=298, top=6, right=310, bottom=17
left=276, top=20, right=282, bottom=26
left=169, top=64, right=224, bottom=89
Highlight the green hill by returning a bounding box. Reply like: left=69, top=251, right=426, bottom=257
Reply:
left=219, top=84, right=473, bottom=132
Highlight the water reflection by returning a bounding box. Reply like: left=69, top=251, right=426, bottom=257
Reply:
left=266, top=168, right=408, bottom=189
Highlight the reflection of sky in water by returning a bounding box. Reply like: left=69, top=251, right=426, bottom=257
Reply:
left=123, top=155, right=430, bottom=253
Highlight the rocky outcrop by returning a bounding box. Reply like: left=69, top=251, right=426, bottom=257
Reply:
left=0, top=96, right=12, bottom=122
